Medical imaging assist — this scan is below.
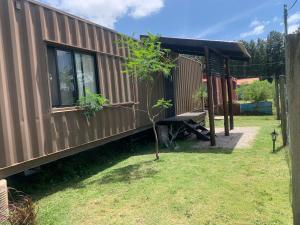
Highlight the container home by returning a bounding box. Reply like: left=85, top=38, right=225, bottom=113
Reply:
left=0, top=0, right=204, bottom=178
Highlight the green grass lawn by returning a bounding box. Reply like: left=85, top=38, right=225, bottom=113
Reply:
left=9, top=115, right=292, bottom=225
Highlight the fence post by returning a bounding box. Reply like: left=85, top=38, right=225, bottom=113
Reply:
left=275, top=76, right=281, bottom=120
left=286, top=33, right=300, bottom=225
left=279, top=75, right=288, bottom=146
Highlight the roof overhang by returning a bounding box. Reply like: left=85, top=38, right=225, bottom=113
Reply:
left=141, top=35, right=251, bottom=61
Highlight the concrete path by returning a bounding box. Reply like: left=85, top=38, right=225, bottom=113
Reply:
left=192, top=127, right=260, bottom=150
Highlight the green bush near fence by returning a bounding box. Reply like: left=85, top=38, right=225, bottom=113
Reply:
left=237, top=80, right=274, bottom=102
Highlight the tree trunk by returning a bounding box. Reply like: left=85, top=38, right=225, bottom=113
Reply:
left=145, top=81, right=159, bottom=160
left=152, top=121, right=159, bottom=160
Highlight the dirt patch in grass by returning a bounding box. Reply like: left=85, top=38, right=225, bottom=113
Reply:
left=192, top=127, right=260, bottom=150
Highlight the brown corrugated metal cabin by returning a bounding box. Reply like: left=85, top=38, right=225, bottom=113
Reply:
left=0, top=0, right=204, bottom=178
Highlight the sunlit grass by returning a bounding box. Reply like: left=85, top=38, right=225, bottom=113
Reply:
left=9, top=116, right=292, bottom=225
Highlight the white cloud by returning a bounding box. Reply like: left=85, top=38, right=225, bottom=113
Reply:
left=250, top=19, right=261, bottom=28
left=288, top=24, right=300, bottom=33
left=40, top=0, right=164, bottom=28
left=288, top=12, right=300, bottom=24
left=195, top=0, right=273, bottom=38
left=128, top=0, right=164, bottom=18
left=240, top=24, right=265, bottom=38
left=239, top=19, right=268, bottom=38
left=287, top=12, right=300, bottom=33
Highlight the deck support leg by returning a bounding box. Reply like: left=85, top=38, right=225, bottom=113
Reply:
left=225, top=59, right=234, bottom=130
left=205, top=47, right=216, bottom=146
left=221, top=75, right=229, bottom=136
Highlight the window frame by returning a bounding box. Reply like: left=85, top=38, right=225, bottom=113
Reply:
left=47, top=45, right=100, bottom=108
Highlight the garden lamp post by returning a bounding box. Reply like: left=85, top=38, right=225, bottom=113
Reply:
left=271, top=129, right=278, bottom=152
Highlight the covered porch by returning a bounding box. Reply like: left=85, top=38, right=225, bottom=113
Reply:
left=153, top=36, right=251, bottom=146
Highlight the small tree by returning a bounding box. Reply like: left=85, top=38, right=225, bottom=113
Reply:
left=193, top=84, right=207, bottom=111
left=121, top=33, right=176, bottom=160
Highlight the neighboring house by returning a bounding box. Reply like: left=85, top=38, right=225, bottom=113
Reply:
left=236, top=78, right=260, bottom=87
left=0, top=0, right=204, bottom=178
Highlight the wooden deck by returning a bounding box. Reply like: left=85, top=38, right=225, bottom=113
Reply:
left=157, top=111, right=210, bottom=143
left=163, top=111, right=206, bottom=122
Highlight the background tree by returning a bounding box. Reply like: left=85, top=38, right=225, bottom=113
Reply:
left=230, top=31, right=284, bottom=80
left=121, top=33, right=176, bottom=160
left=236, top=80, right=274, bottom=102
left=266, top=31, right=285, bottom=77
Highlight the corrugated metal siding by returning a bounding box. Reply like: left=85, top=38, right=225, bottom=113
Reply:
left=0, top=0, right=203, bottom=177
left=212, top=76, right=223, bottom=106
left=0, top=0, right=141, bottom=173
left=173, top=56, right=203, bottom=115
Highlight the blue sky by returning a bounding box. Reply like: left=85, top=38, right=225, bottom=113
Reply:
left=40, top=0, right=300, bottom=41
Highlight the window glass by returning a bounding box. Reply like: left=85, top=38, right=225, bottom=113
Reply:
left=75, top=53, right=85, bottom=98
left=82, top=54, right=97, bottom=93
left=47, top=47, right=98, bottom=107
left=75, top=53, right=97, bottom=96
left=56, top=50, right=75, bottom=106
left=47, top=47, right=60, bottom=106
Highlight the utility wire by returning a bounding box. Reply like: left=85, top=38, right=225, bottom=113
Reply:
left=288, top=0, right=298, bottom=10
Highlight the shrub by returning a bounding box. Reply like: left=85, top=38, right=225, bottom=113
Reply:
left=8, top=188, right=37, bottom=225
left=193, top=85, right=207, bottom=110
left=77, top=90, right=108, bottom=118
left=237, top=80, right=273, bottom=102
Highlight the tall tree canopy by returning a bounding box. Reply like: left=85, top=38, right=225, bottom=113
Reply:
left=231, top=31, right=285, bottom=79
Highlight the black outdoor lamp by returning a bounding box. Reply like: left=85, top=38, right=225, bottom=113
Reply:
left=271, top=129, right=278, bottom=152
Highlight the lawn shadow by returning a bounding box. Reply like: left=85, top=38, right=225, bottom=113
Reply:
left=6, top=128, right=249, bottom=201
left=84, top=160, right=158, bottom=187
left=7, top=134, right=146, bottom=201
left=272, top=145, right=285, bottom=154
left=166, top=132, right=245, bottom=154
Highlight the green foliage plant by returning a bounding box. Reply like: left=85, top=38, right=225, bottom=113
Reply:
left=237, top=80, right=274, bottom=103
left=77, top=89, right=108, bottom=118
left=193, top=84, right=207, bottom=111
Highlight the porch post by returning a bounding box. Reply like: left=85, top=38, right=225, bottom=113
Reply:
left=225, top=58, right=234, bottom=130
left=221, top=61, right=229, bottom=136
left=205, top=47, right=216, bottom=146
